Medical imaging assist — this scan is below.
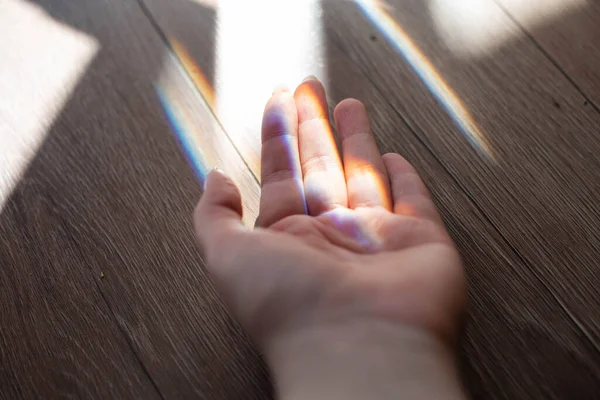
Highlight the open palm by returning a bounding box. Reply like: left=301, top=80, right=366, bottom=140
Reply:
left=194, top=77, right=466, bottom=351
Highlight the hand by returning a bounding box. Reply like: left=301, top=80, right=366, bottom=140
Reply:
left=194, top=77, right=467, bottom=399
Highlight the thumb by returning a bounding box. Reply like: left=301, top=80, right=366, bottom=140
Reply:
left=194, top=168, right=245, bottom=259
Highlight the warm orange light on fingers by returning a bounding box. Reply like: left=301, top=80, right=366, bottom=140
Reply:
left=295, top=82, right=343, bottom=170
left=295, top=81, right=349, bottom=212
left=394, top=202, right=416, bottom=217
left=298, top=83, right=393, bottom=212
left=294, top=82, right=329, bottom=119
left=345, top=159, right=392, bottom=211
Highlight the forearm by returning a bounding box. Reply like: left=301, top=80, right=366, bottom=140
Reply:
left=265, top=319, right=467, bottom=400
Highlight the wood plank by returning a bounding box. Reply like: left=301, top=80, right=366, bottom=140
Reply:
left=0, top=189, right=162, bottom=399
left=138, top=1, right=600, bottom=397
left=142, top=0, right=328, bottom=177
left=319, top=40, right=600, bottom=400
left=493, top=0, right=600, bottom=107
left=0, top=1, right=159, bottom=398
left=155, top=49, right=261, bottom=226
left=2, top=0, right=268, bottom=398
left=323, top=0, right=600, bottom=355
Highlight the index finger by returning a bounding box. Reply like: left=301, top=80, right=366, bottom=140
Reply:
left=257, top=88, right=306, bottom=227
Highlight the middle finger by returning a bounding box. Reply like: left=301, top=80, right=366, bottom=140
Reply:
left=294, top=76, right=348, bottom=215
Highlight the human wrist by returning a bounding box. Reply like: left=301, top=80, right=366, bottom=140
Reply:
left=264, top=319, right=466, bottom=400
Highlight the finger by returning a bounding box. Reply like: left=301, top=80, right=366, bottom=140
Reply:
left=194, top=169, right=247, bottom=264
left=294, top=76, right=347, bottom=215
left=257, top=88, right=306, bottom=227
left=382, top=153, right=443, bottom=225
left=334, top=98, right=392, bottom=210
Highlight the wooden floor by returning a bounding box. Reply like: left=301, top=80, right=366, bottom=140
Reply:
left=2, top=0, right=600, bottom=398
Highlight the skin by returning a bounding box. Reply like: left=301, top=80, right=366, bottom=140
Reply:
left=194, top=76, right=468, bottom=400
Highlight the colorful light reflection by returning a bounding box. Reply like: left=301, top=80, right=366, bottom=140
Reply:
left=155, top=84, right=209, bottom=185
left=170, top=37, right=216, bottom=110
left=355, top=0, right=495, bottom=160
left=154, top=45, right=215, bottom=185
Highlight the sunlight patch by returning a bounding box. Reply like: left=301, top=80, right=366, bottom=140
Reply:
left=430, top=0, right=588, bottom=57
left=214, top=0, right=327, bottom=171
left=0, top=0, right=98, bottom=211
left=355, top=0, right=495, bottom=160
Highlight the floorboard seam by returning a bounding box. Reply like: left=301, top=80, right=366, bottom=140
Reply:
left=491, top=0, right=600, bottom=115
left=132, top=0, right=600, bottom=356
left=57, top=209, right=166, bottom=400
left=92, top=279, right=167, bottom=400
left=327, top=33, right=600, bottom=355
left=134, top=0, right=261, bottom=186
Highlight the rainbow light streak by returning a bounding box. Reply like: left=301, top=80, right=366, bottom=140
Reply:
left=170, top=37, right=216, bottom=110
left=155, top=40, right=219, bottom=186
left=155, top=82, right=210, bottom=185
left=354, top=0, right=495, bottom=160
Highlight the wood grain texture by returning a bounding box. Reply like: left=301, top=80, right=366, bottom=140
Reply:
left=323, top=0, right=600, bottom=361
left=5, top=0, right=600, bottom=398
left=142, top=0, right=328, bottom=178
left=313, top=38, right=600, bottom=400
left=494, top=0, right=600, bottom=107
left=138, top=1, right=600, bottom=398
left=156, top=49, right=261, bottom=225
left=1, top=0, right=268, bottom=398
left=0, top=188, right=162, bottom=400
left=0, top=1, right=158, bottom=398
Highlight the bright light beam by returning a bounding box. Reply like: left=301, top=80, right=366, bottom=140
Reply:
left=155, top=0, right=326, bottom=187
left=154, top=49, right=262, bottom=225
left=0, top=0, right=99, bottom=212
left=355, top=0, right=495, bottom=160
left=215, top=0, right=327, bottom=171
left=155, top=50, right=213, bottom=185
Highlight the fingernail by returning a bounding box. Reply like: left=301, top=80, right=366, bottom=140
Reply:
left=272, top=84, right=289, bottom=95
left=302, top=75, right=318, bottom=82
left=203, top=167, right=222, bottom=191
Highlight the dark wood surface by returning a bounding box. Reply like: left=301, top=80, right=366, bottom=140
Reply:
left=495, top=0, right=600, bottom=107
left=323, top=0, right=600, bottom=350
left=3, top=0, right=600, bottom=398
left=1, top=0, right=268, bottom=399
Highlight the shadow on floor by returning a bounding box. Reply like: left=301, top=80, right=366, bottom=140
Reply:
left=1, top=0, right=270, bottom=398
left=3, top=0, right=600, bottom=398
